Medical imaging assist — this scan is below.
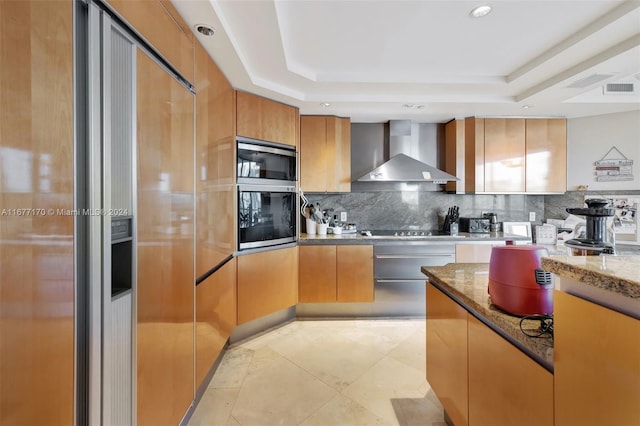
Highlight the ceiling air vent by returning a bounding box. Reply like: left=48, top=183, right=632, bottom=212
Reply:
left=566, top=73, right=614, bottom=89
left=604, top=83, right=635, bottom=94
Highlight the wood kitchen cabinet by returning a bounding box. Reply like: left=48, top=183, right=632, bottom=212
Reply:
left=0, top=1, right=75, bottom=424
left=195, top=42, right=237, bottom=278
left=299, top=245, right=373, bottom=303
left=195, top=258, right=237, bottom=390
left=337, top=245, right=374, bottom=302
left=237, top=247, right=299, bottom=324
left=236, top=91, right=299, bottom=148
left=444, top=119, right=466, bottom=193
left=427, top=284, right=553, bottom=426
left=525, top=118, right=567, bottom=193
left=136, top=50, right=195, bottom=426
left=484, top=118, right=526, bottom=192
left=554, top=291, right=640, bottom=426
left=108, top=0, right=194, bottom=82
left=300, top=115, right=351, bottom=192
left=468, top=315, right=554, bottom=426
left=426, top=284, right=469, bottom=426
left=461, top=117, right=566, bottom=193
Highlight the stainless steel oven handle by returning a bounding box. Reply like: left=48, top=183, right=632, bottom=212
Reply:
left=375, top=254, right=454, bottom=259
left=237, top=141, right=296, bottom=157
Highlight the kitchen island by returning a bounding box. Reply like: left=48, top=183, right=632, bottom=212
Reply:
left=421, top=263, right=553, bottom=370
left=422, top=256, right=640, bottom=426
left=542, top=255, right=640, bottom=426
left=421, top=262, right=554, bottom=426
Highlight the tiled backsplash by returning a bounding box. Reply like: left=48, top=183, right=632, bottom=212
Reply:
left=303, top=190, right=640, bottom=232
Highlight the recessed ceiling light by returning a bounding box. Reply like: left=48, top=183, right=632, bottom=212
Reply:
left=522, top=105, right=534, bottom=109
left=320, top=102, right=331, bottom=107
left=470, top=5, right=492, bottom=18
left=195, top=24, right=215, bottom=37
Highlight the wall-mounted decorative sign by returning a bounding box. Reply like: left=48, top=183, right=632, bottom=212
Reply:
left=594, top=146, right=634, bottom=182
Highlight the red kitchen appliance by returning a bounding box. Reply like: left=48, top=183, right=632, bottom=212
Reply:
left=488, top=245, right=554, bottom=316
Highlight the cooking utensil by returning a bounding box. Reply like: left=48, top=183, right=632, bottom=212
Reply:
left=300, top=190, right=309, bottom=218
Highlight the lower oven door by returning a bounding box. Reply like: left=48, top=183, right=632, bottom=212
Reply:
left=238, top=184, right=296, bottom=250
left=374, top=243, right=455, bottom=302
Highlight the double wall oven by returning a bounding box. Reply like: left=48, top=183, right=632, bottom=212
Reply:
left=237, top=137, right=297, bottom=250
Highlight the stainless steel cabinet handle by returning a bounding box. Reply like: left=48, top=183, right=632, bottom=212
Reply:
left=376, top=279, right=425, bottom=283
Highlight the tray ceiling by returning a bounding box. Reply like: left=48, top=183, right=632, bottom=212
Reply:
left=171, top=0, right=640, bottom=122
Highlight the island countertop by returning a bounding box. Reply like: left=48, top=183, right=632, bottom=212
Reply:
left=421, top=263, right=554, bottom=372
left=541, top=255, right=640, bottom=300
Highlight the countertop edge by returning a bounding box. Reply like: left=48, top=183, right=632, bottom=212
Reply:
left=541, top=256, right=640, bottom=300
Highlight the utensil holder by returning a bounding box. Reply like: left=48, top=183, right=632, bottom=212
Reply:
left=306, top=219, right=317, bottom=235
left=317, top=223, right=328, bottom=235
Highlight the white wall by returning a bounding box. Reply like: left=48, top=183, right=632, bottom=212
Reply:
left=567, top=110, right=640, bottom=191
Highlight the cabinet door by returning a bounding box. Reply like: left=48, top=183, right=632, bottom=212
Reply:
left=525, top=118, right=566, bottom=193
left=0, top=1, right=75, bottom=424
left=299, top=245, right=337, bottom=302
left=484, top=118, right=525, bottom=192
left=108, top=0, right=193, bottom=82
left=464, top=117, right=484, bottom=193
left=300, top=116, right=328, bottom=192
left=445, top=119, right=465, bottom=193
left=195, top=42, right=236, bottom=277
left=237, top=247, right=298, bottom=324
left=195, top=258, right=237, bottom=389
left=136, top=50, right=195, bottom=426
left=337, top=245, right=373, bottom=302
left=554, top=291, right=640, bottom=426
left=332, top=117, right=351, bottom=192
left=236, top=91, right=297, bottom=147
left=426, top=285, right=468, bottom=426
left=468, top=315, right=553, bottom=426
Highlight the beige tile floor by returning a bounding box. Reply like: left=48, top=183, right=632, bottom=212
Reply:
left=188, top=319, right=446, bottom=426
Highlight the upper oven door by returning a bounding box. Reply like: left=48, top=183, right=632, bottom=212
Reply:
left=238, top=184, right=297, bottom=250
left=237, top=137, right=297, bottom=186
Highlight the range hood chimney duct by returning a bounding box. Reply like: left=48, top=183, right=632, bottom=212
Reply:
left=356, top=120, right=459, bottom=184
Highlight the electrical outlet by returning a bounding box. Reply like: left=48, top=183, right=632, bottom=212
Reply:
left=340, top=211, right=347, bottom=222
left=529, top=212, right=536, bottom=222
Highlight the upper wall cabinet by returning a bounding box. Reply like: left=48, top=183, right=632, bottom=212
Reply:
left=457, top=117, right=567, bottom=194
left=525, top=118, right=567, bottom=193
left=484, top=118, right=526, bottom=193
left=444, top=119, right=466, bottom=193
left=236, top=91, right=299, bottom=148
left=300, top=115, right=351, bottom=193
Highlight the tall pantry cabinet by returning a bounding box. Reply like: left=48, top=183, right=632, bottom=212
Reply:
left=1, top=0, right=240, bottom=425
left=0, top=1, right=75, bottom=425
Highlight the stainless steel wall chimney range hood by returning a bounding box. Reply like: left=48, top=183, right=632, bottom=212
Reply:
left=356, top=120, right=458, bottom=184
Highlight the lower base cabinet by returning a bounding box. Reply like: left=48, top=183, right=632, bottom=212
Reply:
left=195, top=258, right=237, bottom=389
left=237, top=247, right=298, bottom=324
left=426, top=284, right=469, bottom=426
left=467, top=315, right=554, bottom=426
left=299, top=245, right=373, bottom=303
left=426, top=284, right=553, bottom=426
left=554, top=291, right=640, bottom=426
